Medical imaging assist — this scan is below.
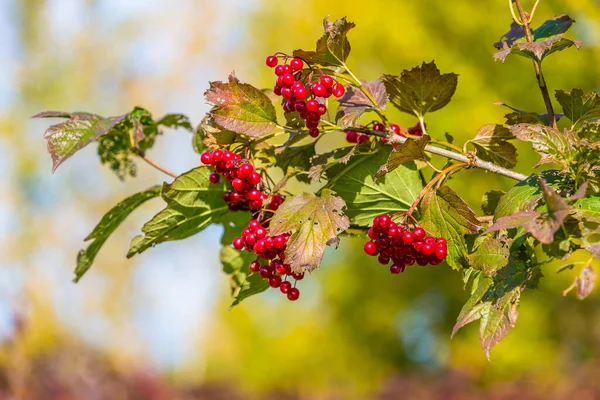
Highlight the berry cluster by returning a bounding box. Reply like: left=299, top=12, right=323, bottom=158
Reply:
left=266, top=55, right=346, bottom=138
left=345, top=122, right=406, bottom=145
left=201, top=150, right=267, bottom=212
left=363, top=215, right=448, bottom=274
left=233, top=218, right=304, bottom=301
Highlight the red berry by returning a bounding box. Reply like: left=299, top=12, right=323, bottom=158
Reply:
left=248, top=190, right=262, bottom=201
left=413, top=241, right=424, bottom=252
left=281, top=87, right=293, bottom=99
left=332, top=83, right=345, bottom=97
left=295, top=100, right=307, bottom=113
left=317, top=104, right=327, bottom=116
left=269, top=275, right=282, bottom=288
left=281, top=73, right=295, bottom=87
left=422, top=243, right=435, bottom=256
left=390, top=264, right=402, bottom=274
left=320, top=75, right=334, bottom=88
left=364, top=241, right=378, bottom=256
left=309, top=128, right=320, bottom=138
left=280, top=281, right=292, bottom=293
left=275, top=65, right=285, bottom=76
left=266, top=55, right=278, bottom=67
left=346, top=131, right=358, bottom=143
left=282, top=64, right=292, bottom=74
left=273, top=235, right=287, bottom=249
left=232, top=178, right=245, bottom=191
left=259, top=267, right=272, bottom=279
left=376, top=215, right=391, bottom=229
left=357, top=134, right=369, bottom=144
left=248, top=219, right=261, bottom=230
left=292, top=272, right=304, bottom=281
left=237, top=163, right=253, bottom=177
left=247, top=172, right=261, bottom=185
left=232, top=237, right=244, bottom=250
left=295, top=86, right=308, bottom=100
left=435, top=246, right=448, bottom=260
left=306, top=99, right=319, bottom=112
left=402, top=231, right=415, bottom=244
left=413, top=227, right=426, bottom=240
left=306, top=119, right=319, bottom=129
left=249, top=260, right=261, bottom=272
left=249, top=199, right=263, bottom=209
left=212, top=150, right=223, bottom=162
left=245, top=234, right=257, bottom=246
left=209, top=172, right=220, bottom=184
left=312, top=83, right=327, bottom=97
left=437, top=238, right=447, bottom=246
left=273, top=85, right=282, bottom=96
left=200, top=152, right=213, bottom=165
left=223, top=151, right=235, bottom=163
left=287, top=288, right=300, bottom=301
left=290, top=58, right=304, bottom=71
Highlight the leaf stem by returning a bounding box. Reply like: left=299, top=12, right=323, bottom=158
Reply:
left=513, top=0, right=558, bottom=129
left=138, top=153, right=178, bottom=178
left=349, top=127, right=529, bottom=181
left=405, top=162, right=469, bottom=218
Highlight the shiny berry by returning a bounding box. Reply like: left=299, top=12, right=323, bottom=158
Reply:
left=209, top=172, right=220, bottom=184
left=357, top=134, right=369, bottom=144
left=413, top=227, right=426, bottom=240
left=435, top=246, right=448, bottom=260
left=247, top=172, right=261, bottom=185
left=346, top=131, right=358, bottom=143
left=249, top=260, right=261, bottom=272
left=320, top=75, right=334, bottom=88
left=306, top=99, right=319, bottom=112
left=275, top=65, right=285, bottom=76
left=402, top=231, right=415, bottom=244
left=238, top=163, right=254, bottom=177
left=232, top=237, right=244, bottom=250
left=292, top=272, right=304, bottom=281
left=390, top=264, right=402, bottom=274
left=212, top=150, right=223, bottom=162
left=280, top=281, right=292, bottom=294
left=269, top=275, right=282, bottom=288
left=332, top=83, right=345, bottom=97
left=312, top=83, right=327, bottom=97
left=287, top=288, right=300, bottom=301
left=232, top=178, right=245, bottom=191
left=266, top=55, right=278, bottom=67
left=282, top=73, right=295, bottom=87
left=364, top=241, right=378, bottom=256
left=290, top=58, right=304, bottom=71
left=317, top=104, right=327, bottom=116
left=295, top=86, right=308, bottom=100
left=200, top=152, right=213, bottom=165
left=309, top=128, right=320, bottom=138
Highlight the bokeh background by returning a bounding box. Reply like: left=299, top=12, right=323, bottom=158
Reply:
left=1, top=0, right=600, bottom=398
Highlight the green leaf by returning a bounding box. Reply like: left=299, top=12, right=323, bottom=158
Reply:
left=74, top=185, right=161, bottom=282
left=336, top=79, right=387, bottom=128
left=467, top=124, right=517, bottom=169
left=509, top=123, right=576, bottom=169
left=381, top=61, right=458, bottom=119
left=230, top=273, right=270, bottom=308
left=420, top=186, right=481, bottom=270
left=326, top=147, right=422, bottom=226
left=275, top=143, right=316, bottom=184
left=494, top=36, right=581, bottom=63
left=533, top=15, right=576, bottom=40
left=555, top=89, right=600, bottom=128
left=482, top=190, right=505, bottom=216
left=156, top=113, right=193, bottom=131
left=270, top=189, right=350, bottom=272
left=292, top=17, right=355, bottom=67
left=39, top=113, right=127, bottom=172
left=469, top=237, right=510, bottom=276
left=375, top=136, right=430, bottom=179
left=205, top=73, right=277, bottom=138
left=127, top=167, right=228, bottom=257
left=574, top=195, right=600, bottom=221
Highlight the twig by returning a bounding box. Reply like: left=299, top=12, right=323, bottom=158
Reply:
left=513, top=0, right=558, bottom=129
left=139, top=154, right=178, bottom=178
left=349, top=127, right=529, bottom=182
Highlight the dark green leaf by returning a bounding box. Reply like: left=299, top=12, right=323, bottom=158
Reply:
left=382, top=61, right=458, bottom=118
left=326, top=147, right=422, bottom=226
left=468, top=124, right=517, bottom=169
left=270, top=189, right=350, bottom=272
left=375, top=136, right=430, bottom=179
left=205, top=73, right=277, bottom=137
left=74, top=186, right=161, bottom=282
left=230, top=273, right=270, bottom=308
left=555, top=89, right=600, bottom=127
left=292, top=17, right=355, bottom=67
left=127, top=167, right=228, bottom=257
left=420, top=186, right=481, bottom=270
left=482, top=190, right=505, bottom=216
left=275, top=144, right=316, bottom=184
left=157, top=113, right=193, bottom=131
left=533, top=15, right=576, bottom=40
left=336, top=79, right=387, bottom=128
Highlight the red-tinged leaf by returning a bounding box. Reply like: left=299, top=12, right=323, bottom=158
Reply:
left=375, top=136, right=430, bottom=179
left=487, top=211, right=541, bottom=233
left=33, top=111, right=100, bottom=120
left=382, top=61, right=458, bottom=119
left=205, top=73, right=277, bottom=138
left=467, top=124, right=517, bottom=169
left=564, top=265, right=596, bottom=300
left=569, top=181, right=589, bottom=201
left=469, top=237, right=511, bottom=277
left=495, top=36, right=582, bottom=63
left=336, top=79, right=387, bottom=128
left=509, top=123, right=576, bottom=169
left=555, top=89, right=600, bottom=127
left=420, top=186, right=481, bottom=270
left=292, top=17, right=355, bottom=67
left=42, top=114, right=127, bottom=172
left=269, top=189, right=350, bottom=273
left=479, top=296, right=519, bottom=359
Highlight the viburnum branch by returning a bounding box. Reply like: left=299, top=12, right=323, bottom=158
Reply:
left=348, top=127, right=529, bottom=181
left=405, top=162, right=469, bottom=218
left=513, top=0, right=558, bottom=129
left=136, top=152, right=178, bottom=178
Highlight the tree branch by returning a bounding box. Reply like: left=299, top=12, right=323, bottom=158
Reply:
left=350, top=127, right=529, bottom=182
left=138, top=153, right=178, bottom=178
left=513, top=0, right=558, bottom=129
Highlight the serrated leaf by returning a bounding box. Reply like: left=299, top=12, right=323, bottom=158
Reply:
left=325, top=147, right=422, bottom=226
left=482, top=190, right=505, bottom=216
left=382, top=62, right=458, bottom=119
left=230, top=273, right=269, bottom=308
left=495, top=101, right=563, bottom=126
left=494, top=35, right=582, bottom=62
left=375, top=136, right=430, bottom=179
left=74, top=186, right=161, bottom=282
left=198, top=115, right=241, bottom=148
left=573, top=195, right=600, bottom=222
left=157, top=113, right=193, bottom=131
left=420, top=186, right=481, bottom=270
left=468, top=124, right=517, bottom=168
left=509, top=123, right=576, bottom=169
left=292, top=17, right=355, bottom=67
left=41, top=114, right=127, bottom=172
left=127, top=167, right=228, bottom=257
left=205, top=73, right=276, bottom=137
left=555, top=89, right=600, bottom=128
left=469, top=237, right=510, bottom=276
left=275, top=144, right=316, bottom=184
left=270, top=189, right=350, bottom=272
left=336, top=79, right=387, bottom=128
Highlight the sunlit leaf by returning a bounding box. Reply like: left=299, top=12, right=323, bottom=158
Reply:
left=467, top=124, right=517, bottom=169
left=555, top=89, right=600, bottom=127
left=336, top=79, right=387, bottom=128
left=375, top=136, right=430, bottom=179
left=292, top=17, right=355, bottom=67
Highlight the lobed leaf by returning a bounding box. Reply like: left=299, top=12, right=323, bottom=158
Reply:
left=467, top=124, right=517, bottom=169
left=494, top=36, right=581, bottom=63
left=74, top=185, right=161, bottom=282
left=382, top=61, right=458, bottom=119
left=336, top=79, right=387, bottom=128
left=469, top=237, right=510, bottom=277
left=375, top=136, right=430, bottom=179
left=509, top=123, right=576, bottom=169
left=292, top=17, right=355, bottom=67
left=270, top=189, right=350, bottom=272
left=326, top=147, right=422, bottom=226
left=420, top=186, right=481, bottom=270
left=555, top=89, right=600, bottom=128
left=205, top=73, right=277, bottom=138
